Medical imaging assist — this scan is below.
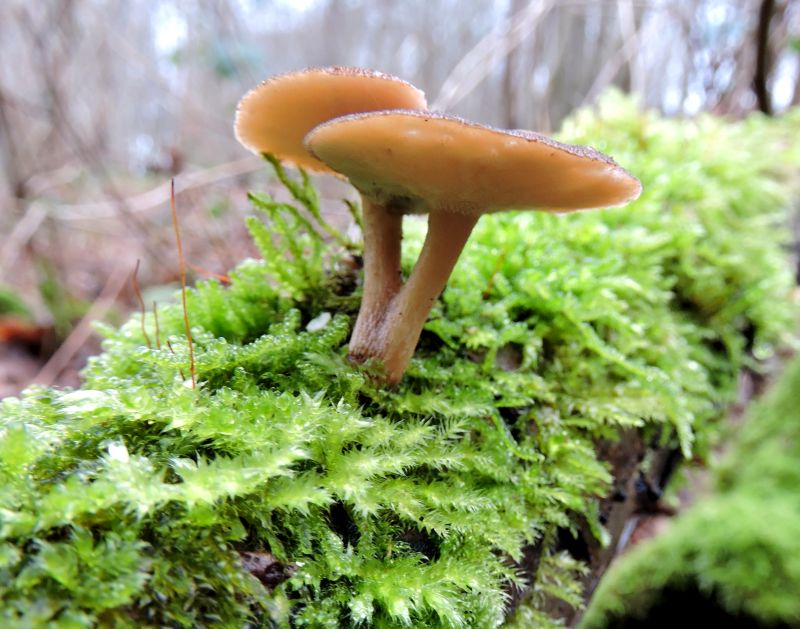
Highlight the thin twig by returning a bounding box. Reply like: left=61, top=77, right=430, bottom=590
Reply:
left=131, top=259, right=151, bottom=349
left=166, top=339, right=186, bottom=381
left=152, top=301, right=161, bottom=350
left=171, top=178, right=196, bottom=389
left=188, top=263, right=231, bottom=285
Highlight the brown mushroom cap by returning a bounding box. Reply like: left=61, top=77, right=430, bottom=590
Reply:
left=234, top=68, right=427, bottom=173
left=305, top=109, right=642, bottom=213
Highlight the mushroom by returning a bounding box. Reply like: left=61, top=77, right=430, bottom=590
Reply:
left=234, top=67, right=427, bottom=172
left=305, top=110, right=642, bottom=385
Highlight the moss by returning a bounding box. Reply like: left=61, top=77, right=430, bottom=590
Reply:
left=1, top=95, right=798, bottom=627
left=580, top=354, right=800, bottom=628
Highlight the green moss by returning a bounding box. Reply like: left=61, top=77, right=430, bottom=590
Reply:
left=1, top=95, right=798, bottom=627
left=579, top=353, right=800, bottom=628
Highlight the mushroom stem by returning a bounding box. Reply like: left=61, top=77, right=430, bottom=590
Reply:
left=348, top=198, right=403, bottom=363
left=349, top=209, right=479, bottom=384
left=380, top=211, right=479, bottom=383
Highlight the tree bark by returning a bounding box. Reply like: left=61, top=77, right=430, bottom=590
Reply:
left=754, top=0, right=775, bottom=115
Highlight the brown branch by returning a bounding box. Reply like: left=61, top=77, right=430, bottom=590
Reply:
left=754, top=0, right=775, bottom=115
left=152, top=301, right=161, bottom=350
left=131, top=259, right=151, bottom=349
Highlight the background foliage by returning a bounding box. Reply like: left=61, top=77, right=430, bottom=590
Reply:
left=0, top=95, right=798, bottom=627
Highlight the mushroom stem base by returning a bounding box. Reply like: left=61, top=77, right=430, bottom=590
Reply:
left=348, top=210, right=478, bottom=385
left=349, top=198, right=403, bottom=363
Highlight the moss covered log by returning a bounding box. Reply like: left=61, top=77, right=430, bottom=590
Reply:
left=580, top=350, right=800, bottom=628
left=0, top=95, right=798, bottom=627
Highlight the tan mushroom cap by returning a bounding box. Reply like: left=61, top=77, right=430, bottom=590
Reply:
left=306, top=110, right=642, bottom=213
left=234, top=67, right=427, bottom=173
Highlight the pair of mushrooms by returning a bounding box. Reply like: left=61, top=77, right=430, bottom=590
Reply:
left=235, top=67, right=641, bottom=385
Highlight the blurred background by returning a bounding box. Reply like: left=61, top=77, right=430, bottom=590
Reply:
left=0, top=0, right=798, bottom=395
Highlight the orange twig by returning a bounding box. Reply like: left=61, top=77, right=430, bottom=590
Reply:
left=131, top=259, right=151, bottom=349
left=188, top=263, right=230, bottom=285
left=170, top=178, right=196, bottom=389
left=166, top=322, right=184, bottom=381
